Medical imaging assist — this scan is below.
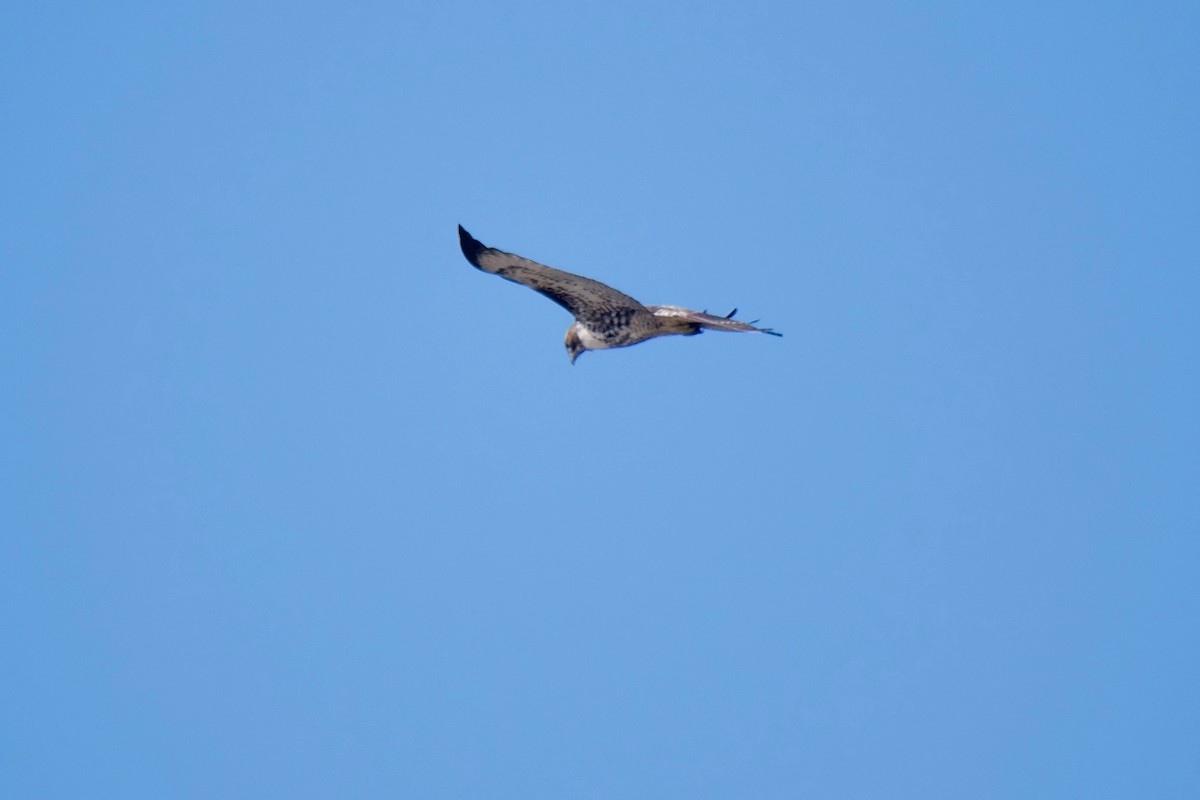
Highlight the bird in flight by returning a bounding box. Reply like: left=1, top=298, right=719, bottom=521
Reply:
left=457, top=225, right=781, bottom=364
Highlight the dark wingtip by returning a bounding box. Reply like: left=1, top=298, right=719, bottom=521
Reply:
left=762, top=329, right=783, bottom=337
left=458, top=224, right=486, bottom=267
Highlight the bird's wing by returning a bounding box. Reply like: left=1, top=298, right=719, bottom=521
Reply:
left=458, top=226, right=651, bottom=326
left=647, top=305, right=783, bottom=336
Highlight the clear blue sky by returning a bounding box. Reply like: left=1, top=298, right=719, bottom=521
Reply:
left=4, top=1, right=1198, bottom=797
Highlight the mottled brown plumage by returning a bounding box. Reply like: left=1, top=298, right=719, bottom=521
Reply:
left=458, top=225, right=781, bottom=363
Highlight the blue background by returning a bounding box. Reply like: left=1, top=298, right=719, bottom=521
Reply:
left=4, top=1, right=1198, bottom=796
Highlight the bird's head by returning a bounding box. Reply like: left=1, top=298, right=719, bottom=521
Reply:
left=564, top=324, right=586, bottom=365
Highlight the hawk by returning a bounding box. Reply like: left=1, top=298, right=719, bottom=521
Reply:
left=457, top=225, right=781, bottom=364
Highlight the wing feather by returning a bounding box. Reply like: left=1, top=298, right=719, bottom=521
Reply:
left=647, top=305, right=783, bottom=336
left=458, top=226, right=650, bottom=325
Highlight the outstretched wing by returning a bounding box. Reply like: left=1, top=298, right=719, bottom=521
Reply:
left=647, top=305, right=783, bottom=336
left=458, top=226, right=651, bottom=327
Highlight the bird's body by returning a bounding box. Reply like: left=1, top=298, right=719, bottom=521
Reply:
left=457, top=225, right=781, bottom=363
